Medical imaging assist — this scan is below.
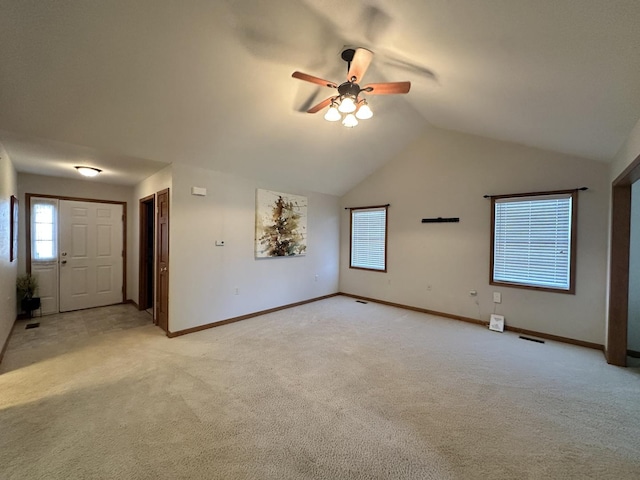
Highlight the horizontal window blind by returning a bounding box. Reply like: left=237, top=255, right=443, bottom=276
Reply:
left=493, top=194, right=572, bottom=290
left=351, top=207, right=387, bottom=271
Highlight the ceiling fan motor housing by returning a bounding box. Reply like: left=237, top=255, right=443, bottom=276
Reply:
left=338, top=81, right=361, bottom=98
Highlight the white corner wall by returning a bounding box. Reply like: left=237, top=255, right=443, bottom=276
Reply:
left=628, top=182, right=640, bottom=352
left=340, top=126, right=610, bottom=345
left=167, top=163, right=340, bottom=333
left=17, top=173, right=135, bottom=298
left=0, top=146, right=18, bottom=353
left=610, top=117, right=640, bottom=182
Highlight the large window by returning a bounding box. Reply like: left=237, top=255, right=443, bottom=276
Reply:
left=491, top=190, right=577, bottom=293
left=350, top=206, right=388, bottom=272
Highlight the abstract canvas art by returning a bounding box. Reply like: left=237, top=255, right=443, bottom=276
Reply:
left=255, top=189, right=307, bottom=258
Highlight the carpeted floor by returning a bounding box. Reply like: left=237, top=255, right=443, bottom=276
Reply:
left=1, top=296, right=639, bottom=479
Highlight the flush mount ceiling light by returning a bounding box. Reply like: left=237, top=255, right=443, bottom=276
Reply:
left=292, top=48, right=411, bottom=128
left=75, top=166, right=102, bottom=177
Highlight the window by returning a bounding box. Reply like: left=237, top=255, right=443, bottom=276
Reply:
left=350, top=206, right=388, bottom=272
left=491, top=191, right=577, bottom=293
left=31, top=198, right=58, bottom=261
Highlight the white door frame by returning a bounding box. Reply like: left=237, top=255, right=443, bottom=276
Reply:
left=26, top=193, right=127, bottom=310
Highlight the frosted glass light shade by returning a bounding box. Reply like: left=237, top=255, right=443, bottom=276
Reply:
left=75, top=166, right=101, bottom=177
left=324, top=106, right=341, bottom=122
left=338, top=96, right=356, bottom=113
left=342, top=113, right=358, bottom=128
left=356, top=103, right=373, bottom=120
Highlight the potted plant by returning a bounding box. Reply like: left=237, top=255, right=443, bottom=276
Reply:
left=16, top=273, right=40, bottom=318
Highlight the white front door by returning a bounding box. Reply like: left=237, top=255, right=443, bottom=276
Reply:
left=59, top=200, right=124, bottom=312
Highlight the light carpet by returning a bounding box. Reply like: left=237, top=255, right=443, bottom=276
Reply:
left=1, top=296, right=639, bottom=479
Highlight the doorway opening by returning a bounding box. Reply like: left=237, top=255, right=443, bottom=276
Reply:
left=138, top=195, right=155, bottom=319
left=26, top=194, right=126, bottom=314
left=608, top=154, right=640, bottom=366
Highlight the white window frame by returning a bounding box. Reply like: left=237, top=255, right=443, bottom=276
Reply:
left=350, top=205, right=388, bottom=272
left=490, top=190, right=577, bottom=294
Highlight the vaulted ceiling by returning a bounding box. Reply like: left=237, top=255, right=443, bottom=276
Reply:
left=1, top=1, right=639, bottom=195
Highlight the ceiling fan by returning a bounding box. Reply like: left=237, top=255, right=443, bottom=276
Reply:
left=292, top=48, right=411, bottom=127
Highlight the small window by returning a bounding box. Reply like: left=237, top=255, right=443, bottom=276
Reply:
left=350, top=206, right=388, bottom=272
left=491, top=191, right=577, bottom=293
left=32, top=198, right=58, bottom=261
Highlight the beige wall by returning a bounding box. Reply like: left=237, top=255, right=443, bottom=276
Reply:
left=166, top=163, right=340, bottom=333
left=340, top=126, right=610, bottom=345
left=17, top=173, right=135, bottom=298
left=0, top=145, right=18, bottom=352
left=610, top=117, right=640, bottom=181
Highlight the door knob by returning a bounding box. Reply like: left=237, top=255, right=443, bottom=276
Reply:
left=61, top=260, right=67, bottom=265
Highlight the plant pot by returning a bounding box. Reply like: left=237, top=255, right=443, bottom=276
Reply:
left=21, top=297, right=41, bottom=318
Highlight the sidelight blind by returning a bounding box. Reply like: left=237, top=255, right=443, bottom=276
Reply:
left=493, top=194, right=572, bottom=290
left=351, top=207, right=387, bottom=271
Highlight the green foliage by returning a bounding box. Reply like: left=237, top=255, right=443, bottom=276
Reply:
left=259, top=196, right=306, bottom=256
left=16, top=273, right=38, bottom=300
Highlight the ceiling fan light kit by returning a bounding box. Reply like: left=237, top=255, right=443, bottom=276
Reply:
left=292, top=48, right=410, bottom=128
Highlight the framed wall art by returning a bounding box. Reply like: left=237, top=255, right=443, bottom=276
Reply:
left=255, top=189, right=307, bottom=258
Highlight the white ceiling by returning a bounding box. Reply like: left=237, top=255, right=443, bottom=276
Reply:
left=1, top=0, right=639, bottom=195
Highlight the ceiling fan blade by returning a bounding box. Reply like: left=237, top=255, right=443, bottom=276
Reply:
left=362, top=81, right=411, bottom=95
left=307, top=96, right=337, bottom=114
left=347, top=48, right=373, bottom=83
left=292, top=71, right=338, bottom=88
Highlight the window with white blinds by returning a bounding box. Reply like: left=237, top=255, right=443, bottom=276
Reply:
left=31, top=198, right=58, bottom=261
left=491, top=192, right=576, bottom=292
left=350, top=206, right=387, bottom=271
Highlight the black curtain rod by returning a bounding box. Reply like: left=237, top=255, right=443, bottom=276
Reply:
left=483, top=187, right=588, bottom=199
left=344, top=203, right=390, bottom=210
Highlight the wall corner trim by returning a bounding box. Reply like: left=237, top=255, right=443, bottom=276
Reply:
left=0, top=318, right=19, bottom=367
left=166, top=293, right=340, bottom=338
left=338, top=293, right=604, bottom=352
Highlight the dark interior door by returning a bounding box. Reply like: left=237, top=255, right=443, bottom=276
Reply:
left=156, top=188, right=170, bottom=333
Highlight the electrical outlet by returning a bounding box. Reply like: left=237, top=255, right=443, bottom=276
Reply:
left=493, top=292, right=502, bottom=303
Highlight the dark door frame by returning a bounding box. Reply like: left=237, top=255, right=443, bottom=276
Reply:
left=607, top=153, right=640, bottom=366
left=25, top=193, right=127, bottom=304
left=138, top=194, right=155, bottom=315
